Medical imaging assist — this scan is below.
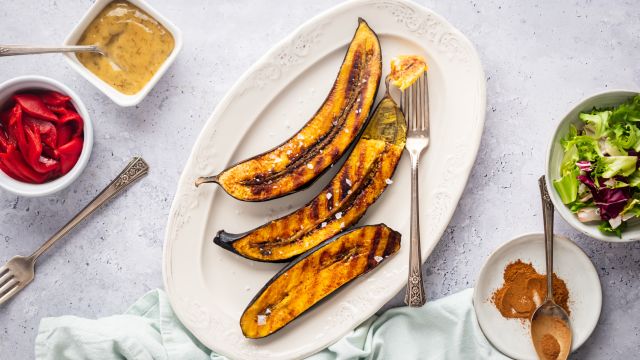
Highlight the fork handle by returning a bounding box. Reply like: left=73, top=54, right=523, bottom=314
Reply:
left=0, top=45, right=101, bottom=56
left=404, top=155, right=426, bottom=307
left=30, top=157, right=149, bottom=261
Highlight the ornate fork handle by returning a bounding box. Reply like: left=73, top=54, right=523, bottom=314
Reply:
left=404, top=153, right=426, bottom=307
left=30, top=157, right=149, bottom=261
left=0, top=45, right=102, bottom=56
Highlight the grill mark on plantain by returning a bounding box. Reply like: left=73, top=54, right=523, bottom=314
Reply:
left=243, top=47, right=370, bottom=192
left=382, top=230, right=400, bottom=257
left=366, top=226, right=384, bottom=268
left=309, top=200, right=320, bottom=221
left=339, top=162, right=353, bottom=201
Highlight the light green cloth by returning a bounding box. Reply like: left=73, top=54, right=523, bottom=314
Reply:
left=35, top=288, right=509, bottom=360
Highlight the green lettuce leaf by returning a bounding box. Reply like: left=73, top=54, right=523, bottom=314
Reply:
left=610, top=122, right=639, bottom=150
left=601, top=138, right=627, bottom=156
left=561, top=135, right=601, bottom=164
left=629, top=171, right=640, bottom=188
left=621, top=198, right=640, bottom=217
left=594, top=156, right=637, bottom=178
left=553, top=168, right=580, bottom=204
left=598, top=221, right=624, bottom=237
left=569, top=200, right=592, bottom=212
left=610, top=95, right=640, bottom=123
left=580, top=110, right=611, bottom=138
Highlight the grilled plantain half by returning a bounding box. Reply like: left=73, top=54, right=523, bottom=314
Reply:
left=214, top=89, right=406, bottom=262
left=240, top=224, right=401, bottom=338
left=196, top=19, right=382, bottom=201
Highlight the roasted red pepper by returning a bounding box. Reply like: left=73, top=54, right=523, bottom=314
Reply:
left=12, top=93, right=58, bottom=122
left=0, top=125, right=12, bottom=153
left=0, top=90, right=84, bottom=184
left=24, top=117, right=57, bottom=150
left=39, top=91, right=71, bottom=107
left=57, top=109, right=84, bottom=138
left=57, top=137, right=83, bottom=175
left=0, top=147, right=49, bottom=183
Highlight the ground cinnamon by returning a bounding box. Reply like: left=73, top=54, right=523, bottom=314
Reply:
left=540, top=334, right=561, bottom=359
left=492, top=260, right=570, bottom=319
left=532, top=316, right=571, bottom=360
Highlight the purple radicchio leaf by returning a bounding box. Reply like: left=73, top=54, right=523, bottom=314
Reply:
left=578, top=175, right=630, bottom=220
left=576, top=161, right=592, bottom=172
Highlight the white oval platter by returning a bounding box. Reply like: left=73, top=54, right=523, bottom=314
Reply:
left=163, top=0, right=486, bottom=358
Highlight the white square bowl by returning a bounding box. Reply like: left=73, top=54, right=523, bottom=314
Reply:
left=63, top=0, right=182, bottom=107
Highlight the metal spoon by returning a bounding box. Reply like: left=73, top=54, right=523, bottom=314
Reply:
left=0, top=44, right=106, bottom=57
left=531, top=176, right=572, bottom=360
left=0, top=44, right=125, bottom=71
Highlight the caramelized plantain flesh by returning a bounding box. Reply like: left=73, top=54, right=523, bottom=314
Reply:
left=240, top=224, right=401, bottom=338
left=215, top=94, right=406, bottom=261
left=389, top=55, right=427, bottom=91
left=196, top=19, right=382, bottom=201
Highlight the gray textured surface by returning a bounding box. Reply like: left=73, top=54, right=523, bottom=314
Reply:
left=1, top=0, right=638, bottom=359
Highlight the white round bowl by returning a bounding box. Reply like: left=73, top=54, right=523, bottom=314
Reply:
left=0, top=75, right=93, bottom=197
left=545, top=90, right=639, bottom=242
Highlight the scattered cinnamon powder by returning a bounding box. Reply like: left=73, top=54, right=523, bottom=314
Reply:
left=540, top=334, right=561, bottom=360
left=491, top=260, right=570, bottom=319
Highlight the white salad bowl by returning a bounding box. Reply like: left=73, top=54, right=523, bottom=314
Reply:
left=63, top=0, right=183, bottom=107
left=546, top=90, right=640, bottom=242
left=0, top=75, right=93, bottom=197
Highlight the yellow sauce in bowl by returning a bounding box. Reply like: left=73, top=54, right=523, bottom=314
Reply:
left=76, top=1, right=175, bottom=95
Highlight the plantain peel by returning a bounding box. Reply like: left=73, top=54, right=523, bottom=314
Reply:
left=214, top=93, right=406, bottom=262
left=240, top=225, right=401, bottom=338
left=196, top=19, right=382, bottom=201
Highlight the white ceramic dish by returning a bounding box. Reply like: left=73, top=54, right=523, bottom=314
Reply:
left=473, top=233, right=602, bottom=360
left=0, top=75, right=93, bottom=197
left=63, top=0, right=182, bottom=107
left=546, top=90, right=640, bottom=242
left=163, top=0, right=486, bottom=358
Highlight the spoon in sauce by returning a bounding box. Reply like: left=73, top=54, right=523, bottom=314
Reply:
left=531, top=176, right=572, bottom=360
left=0, top=44, right=125, bottom=70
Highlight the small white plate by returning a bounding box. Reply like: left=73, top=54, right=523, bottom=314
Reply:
left=473, top=233, right=601, bottom=360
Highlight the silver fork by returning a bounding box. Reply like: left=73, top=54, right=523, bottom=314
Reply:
left=0, top=157, right=149, bottom=305
left=400, top=73, right=430, bottom=307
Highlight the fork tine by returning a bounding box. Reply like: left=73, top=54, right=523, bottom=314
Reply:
left=0, top=283, right=21, bottom=305
left=415, top=77, right=421, bottom=130
left=413, top=82, right=418, bottom=130
left=0, top=271, right=13, bottom=289
left=0, top=278, right=19, bottom=298
left=0, top=278, right=18, bottom=294
left=420, top=75, right=427, bottom=130
left=422, top=74, right=430, bottom=132
left=0, top=266, right=8, bottom=278
left=415, top=75, right=420, bottom=130
left=409, top=82, right=416, bottom=130
left=402, top=85, right=409, bottom=127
